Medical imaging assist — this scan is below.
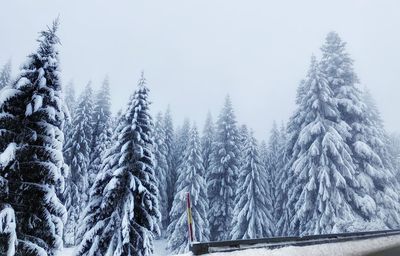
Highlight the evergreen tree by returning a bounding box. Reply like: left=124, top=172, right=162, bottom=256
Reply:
left=320, top=32, right=400, bottom=229
left=76, top=74, right=160, bottom=256
left=201, top=112, right=214, bottom=178
left=60, top=80, right=76, bottom=199
left=0, top=20, right=67, bottom=255
left=163, top=107, right=175, bottom=223
left=166, top=117, right=190, bottom=235
left=64, top=80, right=76, bottom=117
left=208, top=95, right=240, bottom=241
left=88, top=77, right=112, bottom=188
left=265, top=122, right=286, bottom=235
left=285, top=57, right=360, bottom=235
left=174, top=118, right=191, bottom=170
left=63, top=83, right=94, bottom=245
left=238, top=124, right=249, bottom=165
left=274, top=123, right=290, bottom=236
left=231, top=131, right=273, bottom=239
left=362, top=88, right=393, bottom=170
left=0, top=60, right=11, bottom=90
left=153, top=112, right=169, bottom=233
left=167, top=124, right=209, bottom=254
left=388, top=133, right=400, bottom=179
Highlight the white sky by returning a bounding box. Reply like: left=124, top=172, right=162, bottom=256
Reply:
left=1, top=0, right=400, bottom=139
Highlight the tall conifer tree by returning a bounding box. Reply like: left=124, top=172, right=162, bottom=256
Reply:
left=153, top=112, right=169, bottom=233
left=167, top=124, right=209, bottom=254
left=208, top=96, right=240, bottom=241
left=320, top=32, right=400, bottom=229
left=88, top=77, right=112, bottom=188
left=231, top=131, right=273, bottom=239
left=285, top=57, right=360, bottom=235
left=0, top=20, right=67, bottom=255
left=63, top=83, right=94, bottom=245
left=76, top=73, right=160, bottom=256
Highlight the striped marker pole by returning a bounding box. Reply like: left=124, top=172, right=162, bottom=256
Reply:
left=187, top=192, right=194, bottom=243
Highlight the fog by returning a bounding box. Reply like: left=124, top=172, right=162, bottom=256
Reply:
left=1, top=0, right=399, bottom=139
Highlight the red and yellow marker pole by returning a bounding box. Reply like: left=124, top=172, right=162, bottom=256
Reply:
left=186, top=192, right=194, bottom=243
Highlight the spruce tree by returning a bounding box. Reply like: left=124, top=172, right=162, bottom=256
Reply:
left=76, top=74, right=160, bottom=256
left=388, top=133, right=400, bottom=180
left=201, top=112, right=214, bottom=178
left=286, top=57, right=360, bottom=235
left=208, top=95, right=240, bottom=241
left=63, top=83, right=94, bottom=245
left=238, top=124, right=249, bottom=165
left=320, top=32, right=400, bottom=229
left=0, top=20, right=67, bottom=255
left=231, top=131, right=273, bottom=239
left=174, top=118, right=191, bottom=171
left=153, top=112, right=169, bottom=233
left=88, top=77, right=112, bottom=188
left=0, top=60, right=11, bottom=90
left=167, top=124, right=209, bottom=254
left=63, top=80, right=76, bottom=117
left=265, top=122, right=286, bottom=235
left=163, top=107, right=175, bottom=223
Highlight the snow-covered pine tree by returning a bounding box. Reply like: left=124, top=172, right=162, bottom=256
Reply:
left=153, top=112, right=169, bottom=233
left=0, top=20, right=67, bottom=255
left=88, top=77, right=112, bottom=188
left=63, top=83, right=94, bottom=245
left=60, top=80, right=76, bottom=199
left=163, top=107, right=176, bottom=223
left=280, top=79, right=312, bottom=236
left=208, top=95, right=240, bottom=241
left=76, top=73, right=160, bottom=256
left=265, top=121, right=286, bottom=235
left=388, top=133, right=400, bottom=179
left=320, top=32, right=400, bottom=229
left=201, top=112, right=214, bottom=178
left=231, top=131, right=273, bottom=239
left=64, top=80, right=76, bottom=117
left=362, top=88, right=393, bottom=170
left=166, top=117, right=191, bottom=236
left=174, top=118, right=191, bottom=170
left=167, top=124, right=209, bottom=254
left=0, top=60, right=11, bottom=90
left=285, top=56, right=360, bottom=235
left=238, top=124, right=249, bottom=166
left=274, top=123, right=290, bottom=236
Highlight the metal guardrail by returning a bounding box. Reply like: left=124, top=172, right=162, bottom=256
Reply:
left=190, top=229, right=400, bottom=255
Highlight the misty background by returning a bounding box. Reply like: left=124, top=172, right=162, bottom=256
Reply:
left=1, top=0, right=399, bottom=138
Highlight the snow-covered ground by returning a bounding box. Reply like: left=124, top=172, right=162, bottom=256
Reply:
left=189, top=235, right=400, bottom=256
left=59, top=235, right=400, bottom=255
left=154, top=239, right=169, bottom=255
left=59, top=239, right=169, bottom=256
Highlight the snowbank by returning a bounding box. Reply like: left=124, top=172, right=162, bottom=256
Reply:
left=177, top=234, right=400, bottom=256
left=60, top=235, right=400, bottom=256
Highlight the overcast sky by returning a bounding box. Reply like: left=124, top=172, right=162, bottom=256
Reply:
left=1, top=0, right=399, bottom=139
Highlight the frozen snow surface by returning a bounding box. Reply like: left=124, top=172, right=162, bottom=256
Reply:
left=175, top=235, right=400, bottom=256
left=154, top=239, right=169, bottom=256
left=59, top=240, right=169, bottom=256
left=58, top=235, right=400, bottom=255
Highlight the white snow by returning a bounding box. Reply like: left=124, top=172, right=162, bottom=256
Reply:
left=154, top=239, right=169, bottom=256
left=0, top=142, right=17, bottom=167
left=59, top=247, right=75, bottom=256
left=180, top=235, right=400, bottom=256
